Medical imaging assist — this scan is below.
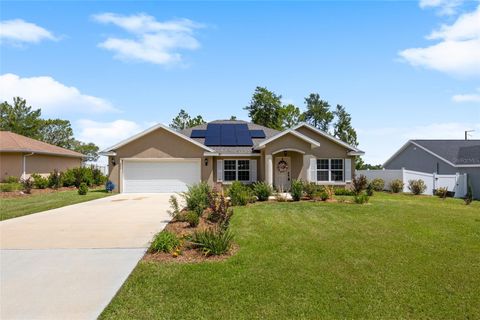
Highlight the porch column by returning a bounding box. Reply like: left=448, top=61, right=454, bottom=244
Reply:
left=265, top=154, right=273, bottom=185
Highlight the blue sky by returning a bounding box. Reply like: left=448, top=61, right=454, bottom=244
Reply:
left=1, top=0, right=479, bottom=164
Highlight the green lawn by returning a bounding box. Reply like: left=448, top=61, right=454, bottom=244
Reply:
left=0, top=189, right=111, bottom=221
left=101, top=193, right=480, bottom=320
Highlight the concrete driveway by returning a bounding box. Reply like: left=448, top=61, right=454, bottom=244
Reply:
left=0, top=193, right=173, bottom=320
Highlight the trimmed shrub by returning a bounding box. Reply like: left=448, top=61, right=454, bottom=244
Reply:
left=3, top=176, right=19, bottom=183
left=290, top=180, right=303, bottom=201
left=149, top=231, right=180, bottom=253
left=390, top=179, right=404, bottom=193
left=31, top=173, right=48, bottom=189
left=78, top=182, right=88, bottom=195
left=319, top=191, right=329, bottom=201
left=370, top=178, right=385, bottom=192
left=302, top=181, right=319, bottom=199
left=252, top=182, right=273, bottom=201
left=105, top=180, right=115, bottom=192
left=92, top=167, right=107, bottom=186
left=191, top=228, right=234, bottom=256
left=62, top=169, right=76, bottom=187
left=435, top=187, right=448, bottom=198
left=354, top=194, right=370, bottom=204
left=334, top=188, right=355, bottom=196
left=464, top=183, right=473, bottom=205
left=352, top=175, right=368, bottom=195
left=228, top=181, right=251, bottom=206
left=408, top=179, right=427, bottom=195
left=48, top=169, right=63, bottom=189
left=21, top=177, right=33, bottom=194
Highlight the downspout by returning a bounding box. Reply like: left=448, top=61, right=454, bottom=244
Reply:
left=22, top=153, right=34, bottom=179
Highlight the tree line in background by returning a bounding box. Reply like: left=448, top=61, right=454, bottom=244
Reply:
left=0, top=97, right=100, bottom=162
left=170, top=86, right=379, bottom=169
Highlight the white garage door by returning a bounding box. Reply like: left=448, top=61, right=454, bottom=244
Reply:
left=123, top=160, right=201, bottom=193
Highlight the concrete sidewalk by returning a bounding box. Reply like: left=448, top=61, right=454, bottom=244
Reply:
left=0, top=193, right=172, bottom=320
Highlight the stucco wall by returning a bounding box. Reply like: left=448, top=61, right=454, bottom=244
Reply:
left=0, top=152, right=82, bottom=181
left=107, top=127, right=213, bottom=192
left=0, top=153, right=22, bottom=181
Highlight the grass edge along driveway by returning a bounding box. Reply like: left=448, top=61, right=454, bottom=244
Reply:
left=101, top=193, right=480, bottom=320
left=1, top=189, right=111, bottom=221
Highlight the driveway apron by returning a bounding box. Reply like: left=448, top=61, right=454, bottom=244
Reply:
left=0, top=193, right=172, bottom=320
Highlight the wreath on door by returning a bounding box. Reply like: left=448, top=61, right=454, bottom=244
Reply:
left=277, top=160, right=288, bottom=172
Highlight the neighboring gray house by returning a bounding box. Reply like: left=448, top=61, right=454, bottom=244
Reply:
left=384, top=140, right=480, bottom=199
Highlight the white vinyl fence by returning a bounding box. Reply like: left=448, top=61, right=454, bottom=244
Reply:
left=356, top=169, right=468, bottom=198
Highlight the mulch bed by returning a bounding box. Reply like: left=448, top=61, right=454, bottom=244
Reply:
left=0, top=186, right=77, bottom=198
left=143, top=210, right=238, bottom=264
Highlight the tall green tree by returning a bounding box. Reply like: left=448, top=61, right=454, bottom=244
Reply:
left=280, top=104, right=301, bottom=129
left=170, top=109, right=206, bottom=130
left=302, top=93, right=333, bottom=132
left=72, top=141, right=100, bottom=162
left=244, top=87, right=283, bottom=130
left=0, top=97, right=42, bottom=138
left=39, top=119, right=75, bottom=148
left=333, top=104, right=358, bottom=147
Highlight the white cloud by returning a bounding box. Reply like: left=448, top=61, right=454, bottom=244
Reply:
left=358, top=122, right=480, bottom=164
left=76, top=119, right=144, bottom=150
left=0, top=73, right=117, bottom=115
left=419, top=0, right=464, bottom=15
left=399, top=5, right=480, bottom=77
left=452, top=88, right=480, bottom=102
left=92, top=13, right=204, bottom=65
left=0, top=19, right=57, bottom=45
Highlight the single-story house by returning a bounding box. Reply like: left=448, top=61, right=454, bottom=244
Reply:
left=384, top=139, right=480, bottom=199
left=100, top=120, right=364, bottom=193
left=0, top=131, right=84, bottom=181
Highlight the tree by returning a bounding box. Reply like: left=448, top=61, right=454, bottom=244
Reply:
left=280, top=104, right=301, bottom=129
left=72, top=141, right=100, bottom=162
left=0, top=97, right=42, bottom=138
left=302, top=93, right=333, bottom=132
left=244, top=87, right=283, bottom=130
left=230, top=115, right=237, bottom=120
left=356, top=158, right=382, bottom=170
left=333, top=104, right=358, bottom=147
left=39, top=119, right=75, bottom=148
left=170, top=109, right=206, bottom=130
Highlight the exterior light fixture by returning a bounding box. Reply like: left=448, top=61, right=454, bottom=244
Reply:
left=204, top=158, right=208, bottom=166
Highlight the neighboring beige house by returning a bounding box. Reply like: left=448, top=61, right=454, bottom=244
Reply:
left=101, top=120, right=364, bottom=193
left=0, top=131, right=84, bottom=181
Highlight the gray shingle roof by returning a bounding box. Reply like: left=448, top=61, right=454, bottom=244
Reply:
left=412, top=140, right=480, bottom=165
left=180, top=120, right=280, bottom=154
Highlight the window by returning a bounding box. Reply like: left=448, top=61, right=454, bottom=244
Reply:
left=223, top=160, right=250, bottom=182
left=317, top=159, right=329, bottom=181
left=316, top=159, right=344, bottom=182
left=224, top=160, right=237, bottom=181
left=330, top=159, right=344, bottom=181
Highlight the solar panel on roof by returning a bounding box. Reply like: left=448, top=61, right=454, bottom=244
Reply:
left=204, top=124, right=222, bottom=146
left=249, top=130, right=266, bottom=138
left=204, top=123, right=254, bottom=146
left=221, top=124, right=236, bottom=145
left=191, top=130, right=206, bottom=138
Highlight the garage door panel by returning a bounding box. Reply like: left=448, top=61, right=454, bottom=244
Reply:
left=123, top=160, right=200, bottom=193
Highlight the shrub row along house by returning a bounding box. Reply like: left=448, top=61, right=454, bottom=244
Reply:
left=100, top=120, right=364, bottom=193
left=0, top=131, right=84, bottom=181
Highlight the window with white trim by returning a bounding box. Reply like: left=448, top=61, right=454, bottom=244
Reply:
left=316, top=159, right=344, bottom=182
left=223, top=160, right=250, bottom=182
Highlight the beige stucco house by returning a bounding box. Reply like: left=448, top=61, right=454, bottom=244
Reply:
left=0, top=131, right=84, bottom=181
left=101, top=120, right=364, bottom=193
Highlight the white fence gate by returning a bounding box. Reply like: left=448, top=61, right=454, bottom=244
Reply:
left=356, top=169, right=468, bottom=198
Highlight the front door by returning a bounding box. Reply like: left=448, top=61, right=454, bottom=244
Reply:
left=274, top=157, right=291, bottom=191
